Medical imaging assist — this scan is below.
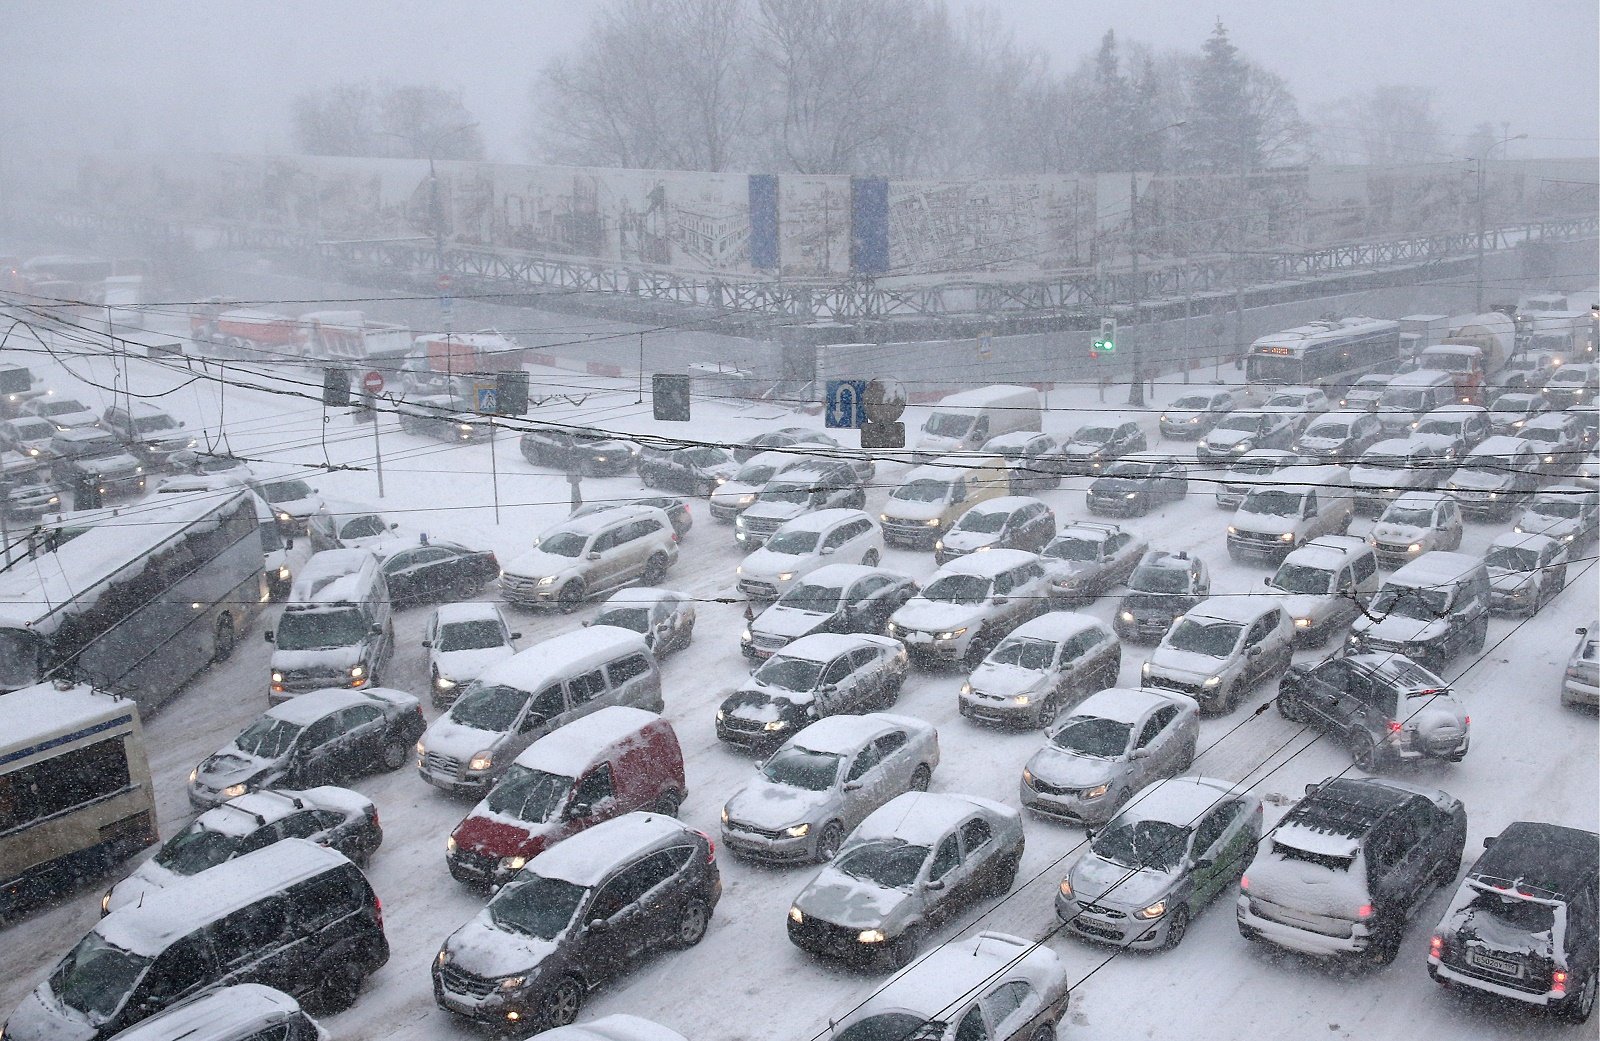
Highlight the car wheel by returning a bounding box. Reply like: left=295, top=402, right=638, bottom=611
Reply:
left=815, top=821, right=845, bottom=862
left=652, top=788, right=682, bottom=817
left=889, top=927, right=922, bottom=969
left=1469, top=616, right=1488, bottom=653
left=211, top=615, right=236, bottom=664
left=1035, top=692, right=1061, bottom=729
left=1558, top=966, right=1597, bottom=1023
left=380, top=738, right=409, bottom=772
left=1277, top=694, right=1302, bottom=722
left=1028, top=1025, right=1057, bottom=1041
left=543, top=977, right=585, bottom=1030
left=861, top=548, right=880, bottom=566
left=1160, top=904, right=1192, bottom=951
left=313, top=959, right=365, bottom=1014
left=672, top=897, right=712, bottom=948
left=1350, top=730, right=1383, bottom=772
left=962, top=630, right=989, bottom=669
left=909, top=764, right=932, bottom=792
left=557, top=581, right=585, bottom=613
left=642, top=552, right=670, bottom=585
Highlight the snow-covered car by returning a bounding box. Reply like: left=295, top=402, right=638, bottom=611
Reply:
left=637, top=444, right=738, bottom=495
left=518, top=425, right=636, bottom=473
left=959, top=611, right=1121, bottom=728
left=733, top=461, right=864, bottom=549
left=1060, top=420, right=1147, bottom=475
left=1414, top=404, right=1492, bottom=458
left=98, top=402, right=195, bottom=468
left=1564, top=622, right=1598, bottom=708
left=25, top=395, right=99, bottom=431
left=1350, top=437, right=1452, bottom=514
left=887, top=549, right=1051, bottom=667
left=1484, top=530, right=1568, bottom=616
left=1019, top=687, right=1199, bottom=826
left=715, top=633, right=907, bottom=753
left=708, top=450, right=805, bottom=521
left=1195, top=411, right=1296, bottom=462
left=1259, top=385, right=1331, bottom=434
left=1347, top=551, right=1491, bottom=673
left=1160, top=390, right=1237, bottom=438
left=0, top=451, right=61, bottom=520
left=1278, top=652, right=1470, bottom=769
left=1367, top=491, right=1465, bottom=569
left=47, top=427, right=145, bottom=498
left=1543, top=361, right=1600, bottom=408
left=742, top=565, right=917, bottom=661
left=1491, top=352, right=1559, bottom=395
left=1058, top=777, right=1261, bottom=950
left=1444, top=435, right=1544, bottom=520
left=736, top=508, right=882, bottom=599
left=786, top=792, right=1025, bottom=968
left=720, top=713, right=940, bottom=863
left=981, top=430, right=1069, bottom=490
left=934, top=495, right=1055, bottom=565
left=733, top=426, right=837, bottom=463
left=425, top=603, right=521, bottom=706
left=825, top=931, right=1070, bottom=1041
left=539, top=1016, right=689, bottom=1041
left=1265, top=535, right=1379, bottom=646
left=1338, top=373, right=1390, bottom=411
left=567, top=495, right=693, bottom=540
left=1141, top=596, right=1294, bottom=715
left=1041, top=521, right=1147, bottom=605
left=0, top=415, right=59, bottom=459
left=1084, top=454, right=1188, bottom=516
left=104, top=785, right=380, bottom=914
left=432, top=814, right=720, bottom=1031
left=1214, top=448, right=1299, bottom=510
left=249, top=475, right=325, bottom=534
left=1113, top=550, right=1210, bottom=642
left=500, top=505, right=679, bottom=610
left=1489, top=390, right=1552, bottom=435
left=312, top=510, right=401, bottom=552
left=586, top=587, right=695, bottom=656
left=1293, top=409, right=1383, bottom=462
left=1517, top=410, right=1587, bottom=475
left=188, top=687, right=424, bottom=808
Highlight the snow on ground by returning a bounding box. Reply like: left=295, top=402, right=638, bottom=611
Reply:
left=1, top=314, right=1596, bottom=1041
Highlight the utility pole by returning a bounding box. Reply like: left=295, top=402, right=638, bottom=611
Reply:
left=1126, top=121, right=1187, bottom=406
left=1475, top=132, right=1527, bottom=313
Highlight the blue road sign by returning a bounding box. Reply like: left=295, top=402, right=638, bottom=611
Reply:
left=475, top=384, right=498, bottom=413
left=825, top=379, right=868, bottom=429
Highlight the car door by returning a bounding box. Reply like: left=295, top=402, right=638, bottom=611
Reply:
left=813, top=654, right=853, bottom=716
left=955, top=816, right=999, bottom=905
left=338, top=704, right=389, bottom=774
left=1188, top=801, right=1248, bottom=905
left=1372, top=800, right=1435, bottom=911
left=290, top=712, right=347, bottom=786
left=516, top=683, right=568, bottom=747
left=581, top=857, right=664, bottom=979
left=871, top=730, right=913, bottom=795
left=1132, top=705, right=1181, bottom=781
left=1296, top=659, right=1351, bottom=731
left=840, top=739, right=885, bottom=824
left=565, top=762, right=618, bottom=829
left=924, top=830, right=965, bottom=924
left=843, top=575, right=892, bottom=631
left=979, top=979, right=1044, bottom=1041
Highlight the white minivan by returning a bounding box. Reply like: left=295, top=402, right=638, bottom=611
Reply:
left=914, top=385, right=1041, bottom=460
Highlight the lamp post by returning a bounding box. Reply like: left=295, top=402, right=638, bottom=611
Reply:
left=1127, top=121, right=1187, bottom=406
left=1475, top=132, right=1526, bottom=314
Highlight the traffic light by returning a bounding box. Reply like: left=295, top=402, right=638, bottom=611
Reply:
left=652, top=373, right=691, bottom=422
left=1093, top=317, right=1117, bottom=355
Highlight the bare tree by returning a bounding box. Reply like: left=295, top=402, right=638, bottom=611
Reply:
left=1316, top=84, right=1444, bottom=164
left=291, top=83, right=483, bottom=159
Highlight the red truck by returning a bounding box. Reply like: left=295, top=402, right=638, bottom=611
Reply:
left=189, top=302, right=412, bottom=364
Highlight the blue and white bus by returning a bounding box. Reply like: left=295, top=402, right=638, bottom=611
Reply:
left=1246, top=316, right=1402, bottom=392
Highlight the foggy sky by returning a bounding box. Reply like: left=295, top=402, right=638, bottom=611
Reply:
left=3, top=0, right=1595, bottom=164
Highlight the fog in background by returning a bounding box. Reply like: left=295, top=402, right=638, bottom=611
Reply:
left=2, top=0, right=1594, bottom=164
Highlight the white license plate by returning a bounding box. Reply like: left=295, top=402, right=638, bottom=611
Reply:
left=1468, top=950, right=1523, bottom=977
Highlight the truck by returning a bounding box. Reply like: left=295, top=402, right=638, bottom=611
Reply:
left=189, top=303, right=412, bottom=365
left=414, top=331, right=524, bottom=377
left=1416, top=313, right=1515, bottom=405
left=1516, top=292, right=1591, bottom=353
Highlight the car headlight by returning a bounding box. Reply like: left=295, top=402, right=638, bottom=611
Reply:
left=934, top=540, right=943, bottom=551
left=735, top=565, right=744, bottom=576
left=276, top=511, right=292, bottom=522
left=714, top=475, right=728, bottom=485
left=468, top=752, right=494, bottom=771
left=777, top=571, right=796, bottom=582
left=720, top=806, right=730, bottom=824
left=415, top=740, right=426, bottom=757
left=1013, top=693, right=1031, bottom=705
left=498, top=856, right=527, bottom=872
left=1022, top=767, right=1035, bottom=787
left=446, top=835, right=458, bottom=853
left=536, top=575, right=557, bottom=586
left=498, top=975, right=526, bottom=991
left=762, top=720, right=789, bottom=732
left=1513, top=420, right=1524, bottom=429
left=1083, top=783, right=1109, bottom=799
left=716, top=709, right=726, bottom=721
left=276, top=565, right=291, bottom=581
left=436, top=949, right=451, bottom=968
left=924, top=517, right=941, bottom=527
left=1409, top=543, right=1422, bottom=553
left=935, top=627, right=967, bottom=640
left=857, top=929, right=887, bottom=944
left=1125, top=492, right=1138, bottom=499
left=959, top=681, right=972, bottom=696
left=740, top=628, right=752, bottom=644
left=1203, top=675, right=1222, bottom=688
left=1135, top=900, right=1168, bottom=920
left=1294, top=617, right=1312, bottom=629
left=350, top=665, right=365, bottom=679
left=1232, top=442, right=1248, bottom=452
left=1120, top=611, right=1134, bottom=622
left=101, top=892, right=111, bottom=915
left=784, top=823, right=810, bottom=838
left=1058, top=878, right=1073, bottom=897
left=735, top=516, right=746, bottom=529
left=1141, top=662, right=1152, bottom=678
left=271, top=671, right=284, bottom=684
left=434, top=675, right=457, bottom=690
left=1227, top=525, right=1238, bottom=535
left=789, top=906, right=804, bottom=924
left=1198, top=441, right=1211, bottom=451
left=222, top=783, right=248, bottom=798
left=188, top=767, right=198, bottom=783
left=737, top=494, right=755, bottom=507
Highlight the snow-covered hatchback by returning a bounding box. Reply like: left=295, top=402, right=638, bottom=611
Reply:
left=736, top=508, right=882, bottom=600
left=1141, top=596, right=1293, bottom=715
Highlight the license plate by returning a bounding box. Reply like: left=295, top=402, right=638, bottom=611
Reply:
left=1468, top=950, right=1523, bottom=977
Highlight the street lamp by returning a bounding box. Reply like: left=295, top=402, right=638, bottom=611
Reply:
left=1126, top=120, right=1186, bottom=406
left=1475, top=131, right=1526, bottom=314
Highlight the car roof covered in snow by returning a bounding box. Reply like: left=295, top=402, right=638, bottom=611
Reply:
left=198, top=786, right=372, bottom=838
left=1006, top=611, right=1106, bottom=643
left=1183, top=595, right=1279, bottom=626
left=528, top=812, right=692, bottom=887
left=475, top=627, right=652, bottom=696
left=1488, top=530, right=1558, bottom=553
left=266, top=686, right=411, bottom=726
left=1114, top=776, right=1242, bottom=827
left=776, top=508, right=868, bottom=532
left=597, top=587, right=683, bottom=609
left=775, top=631, right=899, bottom=663
left=1067, top=687, right=1192, bottom=726
left=1389, top=491, right=1452, bottom=510
left=97, top=840, right=351, bottom=955
left=1470, top=435, right=1537, bottom=458
left=287, top=548, right=375, bottom=601
left=854, top=792, right=1017, bottom=846
left=851, top=932, right=1060, bottom=1022
left=555, top=504, right=666, bottom=537
left=107, top=984, right=307, bottom=1041
left=1284, top=538, right=1365, bottom=573
left=934, top=548, right=1039, bottom=578
left=790, top=712, right=932, bottom=756
left=1386, top=550, right=1485, bottom=588
left=961, top=495, right=1045, bottom=516
left=514, top=706, right=666, bottom=776
left=1521, top=412, right=1574, bottom=432
left=540, top=1015, right=690, bottom=1041
left=434, top=602, right=507, bottom=626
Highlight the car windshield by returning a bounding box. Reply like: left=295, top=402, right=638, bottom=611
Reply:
left=538, top=531, right=588, bottom=558
left=1381, top=390, right=1431, bottom=411
left=1454, top=465, right=1503, bottom=482
left=834, top=839, right=930, bottom=890
left=762, top=747, right=842, bottom=791
left=1485, top=546, right=1540, bottom=573
left=1382, top=506, right=1435, bottom=527
left=1416, top=420, right=1460, bottom=437
left=132, top=414, right=178, bottom=433
left=1530, top=498, right=1581, bottom=518
left=1170, top=396, right=1211, bottom=410
left=1074, top=426, right=1115, bottom=443
left=759, top=485, right=812, bottom=506
left=1306, top=423, right=1348, bottom=439
left=988, top=636, right=1057, bottom=670
left=274, top=607, right=369, bottom=650
left=152, top=826, right=242, bottom=875
left=835, top=1014, right=941, bottom=1041
left=593, top=607, right=649, bottom=632
left=1216, top=415, right=1264, bottom=433
left=234, top=717, right=302, bottom=759
left=777, top=582, right=843, bottom=614
left=1357, top=456, right=1406, bottom=473
left=766, top=529, right=821, bottom=554
left=1521, top=427, right=1561, bottom=443
left=437, top=619, right=507, bottom=651
left=38, top=399, right=88, bottom=416
left=488, top=874, right=587, bottom=940
left=1104, top=461, right=1154, bottom=478
left=1051, top=716, right=1132, bottom=758
left=1464, top=887, right=1557, bottom=933
left=925, top=413, right=972, bottom=437
left=921, top=574, right=990, bottom=603
left=892, top=478, right=950, bottom=503
left=1094, top=818, right=1190, bottom=872
left=1273, top=563, right=1334, bottom=595
left=684, top=447, right=729, bottom=466
left=452, top=684, right=530, bottom=732
left=1242, top=489, right=1304, bottom=517
left=955, top=509, right=1009, bottom=533
left=1167, top=619, right=1242, bottom=657
left=259, top=479, right=312, bottom=502
left=754, top=656, right=825, bottom=693
left=1371, top=585, right=1449, bottom=619
left=1492, top=398, right=1535, bottom=414
left=49, top=933, right=150, bottom=1024
left=11, top=419, right=53, bottom=439
left=1046, top=536, right=1099, bottom=562
left=1265, top=394, right=1307, bottom=408
left=1130, top=564, right=1190, bottom=594
left=485, top=766, right=573, bottom=822
left=735, top=463, right=777, bottom=484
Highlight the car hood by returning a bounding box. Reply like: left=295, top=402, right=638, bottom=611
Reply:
left=1202, top=428, right=1257, bottom=449
left=72, top=454, right=141, bottom=474
left=1488, top=567, right=1535, bottom=592
left=1089, top=476, right=1145, bottom=494
left=1042, top=559, right=1094, bottom=582
left=1068, top=851, right=1176, bottom=910
left=434, top=647, right=516, bottom=683
left=710, top=482, right=760, bottom=507
left=502, top=548, right=579, bottom=579
left=941, top=529, right=1003, bottom=552
left=1296, top=435, right=1345, bottom=452
left=741, top=546, right=808, bottom=580
left=1025, top=746, right=1119, bottom=789
left=4, top=987, right=101, bottom=1041
left=425, top=716, right=505, bottom=760
left=968, top=662, right=1048, bottom=698
left=723, top=686, right=806, bottom=722
left=271, top=645, right=364, bottom=672
left=1280, top=592, right=1334, bottom=620
left=269, top=494, right=323, bottom=517
left=194, top=748, right=278, bottom=790
left=892, top=600, right=982, bottom=631
left=795, top=866, right=913, bottom=929
left=1448, top=469, right=1510, bottom=492
left=445, top=916, right=561, bottom=979
left=725, top=778, right=835, bottom=832
left=1147, top=647, right=1228, bottom=681
left=1063, top=442, right=1106, bottom=458
left=742, top=502, right=806, bottom=524
left=105, top=860, right=182, bottom=914
left=1517, top=514, right=1580, bottom=539
left=1370, top=522, right=1429, bottom=544
left=1230, top=512, right=1296, bottom=536
left=752, top=606, right=829, bottom=640
left=883, top=499, right=943, bottom=521
left=1352, top=613, right=1448, bottom=644
left=453, top=810, right=556, bottom=860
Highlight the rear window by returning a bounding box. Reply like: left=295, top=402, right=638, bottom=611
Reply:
left=1463, top=886, right=1557, bottom=932
left=1273, top=840, right=1353, bottom=872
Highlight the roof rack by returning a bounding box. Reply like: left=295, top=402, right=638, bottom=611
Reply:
left=1288, top=780, right=1401, bottom=839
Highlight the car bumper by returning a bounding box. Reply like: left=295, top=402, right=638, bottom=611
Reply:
left=1236, top=899, right=1368, bottom=956
left=881, top=523, right=940, bottom=548
left=417, top=764, right=493, bottom=796
left=960, top=691, right=1041, bottom=726
left=1160, top=422, right=1206, bottom=439
left=1086, top=494, right=1144, bottom=516
left=720, top=826, right=813, bottom=863
left=895, top=631, right=973, bottom=666
left=737, top=577, right=783, bottom=600
left=1020, top=783, right=1115, bottom=825
left=1113, top=615, right=1179, bottom=642
left=1056, top=892, right=1172, bottom=948
left=1227, top=535, right=1296, bottom=563
left=1428, top=958, right=1564, bottom=1007
left=1563, top=676, right=1600, bottom=705
left=787, top=917, right=891, bottom=965
left=715, top=719, right=790, bottom=752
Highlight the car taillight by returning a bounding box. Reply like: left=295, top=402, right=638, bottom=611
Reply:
left=1240, top=875, right=1249, bottom=890
left=369, top=807, right=381, bottom=829
left=1552, top=970, right=1568, bottom=995
left=1464, top=715, right=1470, bottom=726
left=1386, top=720, right=1402, bottom=733
left=1357, top=903, right=1373, bottom=919
left=1429, top=935, right=1443, bottom=959
left=373, top=896, right=384, bottom=929
left=694, top=829, right=716, bottom=863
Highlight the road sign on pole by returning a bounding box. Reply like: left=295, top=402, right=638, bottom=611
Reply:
left=824, top=379, right=868, bottom=429
left=362, top=370, right=385, bottom=395
left=977, top=332, right=993, bottom=360
left=474, top=383, right=498, bottom=414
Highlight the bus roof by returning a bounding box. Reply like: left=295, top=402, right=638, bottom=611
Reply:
left=0, top=489, right=253, bottom=636
left=1251, top=316, right=1398, bottom=354
left=0, top=682, right=135, bottom=764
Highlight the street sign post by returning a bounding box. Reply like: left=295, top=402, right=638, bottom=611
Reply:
left=977, top=332, right=993, bottom=360
left=362, top=370, right=385, bottom=395
left=824, top=379, right=868, bottom=429
left=474, top=383, right=498, bottom=413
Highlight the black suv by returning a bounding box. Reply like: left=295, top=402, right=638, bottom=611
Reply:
left=433, top=812, right=720, bottom=1032
left=49, top=427, right=146, bottom=500
left=1277, top=653, right=1471, bottom=770
left=637, top=444, right=738, bottom=495
left=1429, top=822, right=1598, bottom=1023
left=397, top=395, right=496, bottom=444
left=1112, top=550, right=1210, bottom=642
left=1085, top=455, right=1187, bottom=516
left=520, top=426, right=638, bottom=474
left=1237, top=777, right=1466, bottom=965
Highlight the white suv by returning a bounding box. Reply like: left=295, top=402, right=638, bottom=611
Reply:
left=1367, top=491, right=1464, bottom=569
left=736, top=508, right=883, bottom=600
left=1141, top=596, right=1294, bottom=715
left=500, top=504, right=679, bottom=611
left=887, top=549, right=1051, bottom=668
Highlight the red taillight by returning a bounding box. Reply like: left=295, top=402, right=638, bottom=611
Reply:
left=1240, top=875, right=1250, bottom=890
left=369, top=807, right=381, bottom=829
left=373, top=896, right=384, bottom=929
left=1553, top=970, right=1568, bottom=995
left=1429, top=935, right=1443, bottom=958
left=488, top=553, right=499, bottom=569
left=693, top=829, right=716, bottom=863
left=1464, top=715, right=1470, bottom=726
left=1357, top=903, right=1374, bottom=919
left=1387, top=721, right=1403, bottom=733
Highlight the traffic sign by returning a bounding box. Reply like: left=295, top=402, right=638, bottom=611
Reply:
left=437, top=273, right=453, bottom=292
left=977, top=332, right=993, bottom=360
left=825, top=379, right=868, bottom=429
left=474, top=383, right=498, bottom=414
left=362, top=370, right=385, bottom=395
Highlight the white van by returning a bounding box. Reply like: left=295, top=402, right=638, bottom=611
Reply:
left=1377, top=370, right=1457, bottom=436
left=914, top=385, right=1041, bottom=460
left=1226, top=465, right=1354, bottom=564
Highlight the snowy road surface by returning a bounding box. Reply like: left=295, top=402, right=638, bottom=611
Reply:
left=1, top=319, right=1595, bottom=1041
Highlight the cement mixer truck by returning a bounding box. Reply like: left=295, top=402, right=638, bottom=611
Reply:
left=1416, top=312, right=1514, bottom=405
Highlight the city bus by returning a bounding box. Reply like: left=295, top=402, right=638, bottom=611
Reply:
left=0, top=488, right=265, bottom=707
left=1246, top=316, right=1402, bottom=393
left=0, top=681, right=158, bottom=917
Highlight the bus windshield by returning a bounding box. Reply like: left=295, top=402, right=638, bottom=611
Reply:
left=0, top=628, right=42, bottom=690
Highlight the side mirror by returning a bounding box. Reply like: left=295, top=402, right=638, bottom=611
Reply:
left=820, top=545, right=835, bottom=555
left=1129, top=747, right=1150, bottom=759
left=588, top=552, right=602, bottom=561
left=389, top=522, right=398, bottom=530
left=567, top=801, right=592, bottom=820
left=510, top=632, right=523, bottom=641
left=924, top=877, right=946, bottom=891
left=1193, top=858, right=1214, bottom=872
left=991, top=595, right=1009, bottom=606
left=1248, top=645, right=1263, bottom=657
left=843, top=780, right=863, bottom=792
left=263, top=630, right=275, bottom=643
left=520, top=714, right=546, bottom=734
left=1482, top=835, right=1497, bottom=849
left=284, top=536, right=295, bottom=549
left=1304, top=782, right=1321, bottom=798
left=421, top=639, right=432, bottom=649
left=582, top=619, right=593, bottom=627
left=370, top=624, right=383, bottom=636
left=1262, top=576, right=1271, bottom=587
left=587, top=918, right=609, bottom=933
left=1084, top=827, right=1096, bottom=841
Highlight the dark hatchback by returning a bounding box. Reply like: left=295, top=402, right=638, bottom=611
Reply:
left=379, top=538, right=500, bottom=606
